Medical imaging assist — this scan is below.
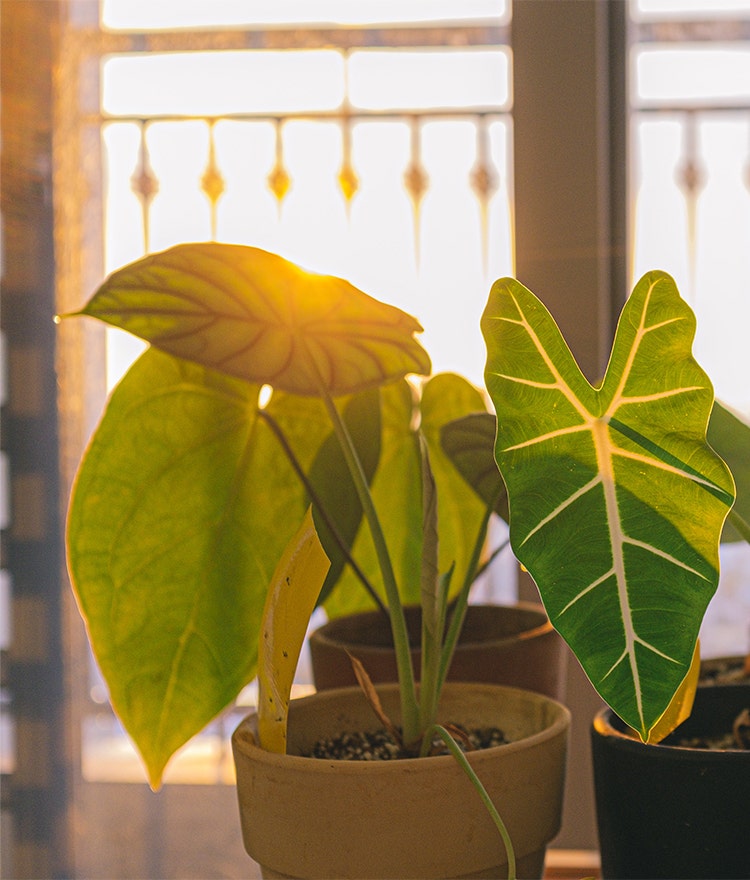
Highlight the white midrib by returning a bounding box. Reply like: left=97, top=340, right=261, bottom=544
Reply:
left=592, top=418, right=644, bottom=726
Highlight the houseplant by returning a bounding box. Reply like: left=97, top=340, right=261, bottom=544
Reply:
left=63, top=242, right=570, bottom=878
left=589, top=396, right=750, bottom=880
left=65, top=246, right=739, bottom=878
left=308, top=411, right=568, bottom=701
left=471, top=271, right=748, bottom=879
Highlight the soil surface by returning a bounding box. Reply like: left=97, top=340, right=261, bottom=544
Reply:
left=673, top=707, right=750, bottom=750
left=670, top=658, right=750, bottom=749
left=305, top=724, right=509, bottom=760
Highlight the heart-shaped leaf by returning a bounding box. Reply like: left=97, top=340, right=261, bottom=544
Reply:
left=482, top=271, right=734, bottom=740
left=73, top=242, right=431, bottom=396
left=66, top=348, right=334, bottom=786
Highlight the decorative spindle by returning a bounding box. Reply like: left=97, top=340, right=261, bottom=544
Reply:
left=337, top=113, right=359, bottom=213
left=130, top=120, right=159, bottom=253
left=470, top=118, right=499, bottom=277
left=267, top=120, right=291, bottom=216
left=675, top=112, right=705, bottom=298
left=337, top=55, right=358, bottom=215
left=403, top=117, right=429, bottom=269
left=201, top=119, right=226, bottom=240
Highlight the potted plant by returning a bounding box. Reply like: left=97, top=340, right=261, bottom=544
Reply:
left=65, top=245, right=743, bottom=879
left=588, top=398, right=750, bottom=880
left=63, top=242, right=570, bottom=879
left=308, top=600, right=567, bottom=699
left=467, top=271, right=748, bottom=879
left=308, top=409, right=566, bottom=701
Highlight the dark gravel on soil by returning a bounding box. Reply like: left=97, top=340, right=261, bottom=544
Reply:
left=305, top=725, right=509, bottom=760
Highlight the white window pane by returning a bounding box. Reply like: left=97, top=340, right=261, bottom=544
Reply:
left=102, top=51, right=345, bottom=116
left=635, top=46, right=750, bottom=105
left=102, top=0, right=508, bottom=30
left=349, top=48, right=510, bottom=110
left=633, top=0, right=750, bottom=20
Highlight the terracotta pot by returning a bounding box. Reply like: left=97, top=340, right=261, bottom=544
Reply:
left=233, top=682, right=570, bottom=879
left=591, top=683, right=750, bottom=879
left=309, top=603, right=567, bottom=700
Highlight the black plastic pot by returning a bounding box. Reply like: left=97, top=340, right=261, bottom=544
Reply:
left=591, top=683, right=750, bottom=879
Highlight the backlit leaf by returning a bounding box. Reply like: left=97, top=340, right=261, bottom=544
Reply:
left=322, top=374, right=488, bottom=617
left=441, top=411, right=509, bottom=522
left=66, top=348, right=333, bottom=787
left=74, top=242, right=431, bottom=396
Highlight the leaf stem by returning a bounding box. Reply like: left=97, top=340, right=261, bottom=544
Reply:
left=321, top=388, right=420, bottom=739
left=258, top=407, right=387, bottom=615
left=304, top=356, right=420, bottom=741
left=429, top=724, right=516, bottom=880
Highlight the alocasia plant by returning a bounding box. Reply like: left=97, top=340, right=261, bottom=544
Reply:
left=64, top=242, right=491, bottom=786
left=479, top=271, right=735, bottom=741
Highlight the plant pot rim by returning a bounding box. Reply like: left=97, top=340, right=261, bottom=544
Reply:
left=592, top=683, right=750, bottom=760
left=233, top=681, right=570, bottom=878
left=311, top=602, right=554, bottom=654
left=234, top=681, right=570, bottom=773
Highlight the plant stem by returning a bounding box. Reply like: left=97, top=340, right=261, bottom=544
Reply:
left=257, top=408, right=387, bottom=615
left=429, top=724, right=516, bottom=880
left=309, top=369, right=420, bottom=741
left=417, top=433, right=448, bottom=735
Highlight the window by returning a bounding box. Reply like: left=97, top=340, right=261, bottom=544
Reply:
left=51, top=3, right=517, bottom=876
left=4, top=1, right=750, bottom=877
left=629, top=0, right=750, bottom=658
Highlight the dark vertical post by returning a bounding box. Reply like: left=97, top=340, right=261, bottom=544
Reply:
left=511, top=0, right=628, bottom=852
left=1, top=3, right=71, bottom=877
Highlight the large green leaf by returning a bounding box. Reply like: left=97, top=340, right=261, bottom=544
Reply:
left=481, top=271, right=734, bottom=740
left=66, top=348, right=333, bottom=786
left=73, top=242, right=431, bottom=396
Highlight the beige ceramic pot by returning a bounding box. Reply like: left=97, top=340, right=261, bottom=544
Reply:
left=309, top=602, right=567, bottom=701
left=232, top=682, right=570, bottom=879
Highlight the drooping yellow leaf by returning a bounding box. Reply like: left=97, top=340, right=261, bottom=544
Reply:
left=644, top=640, right=701, bottom=744
left=257, top=507, right=330, bottom=753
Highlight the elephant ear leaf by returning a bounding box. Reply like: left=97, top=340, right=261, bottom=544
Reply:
left=482, top=271, right=735, bottom=741
left=71, top=242, right=431, bottom=396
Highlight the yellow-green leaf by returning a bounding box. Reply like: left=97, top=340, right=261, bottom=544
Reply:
left=66, top=348, right=334, bottom=788
left=257, top=508, right=330, bottom=753
left=74, top=242, right=431, bottom=396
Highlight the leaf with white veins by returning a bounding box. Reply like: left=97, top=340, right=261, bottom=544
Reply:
left=482, top=271, right=734, bottom=740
